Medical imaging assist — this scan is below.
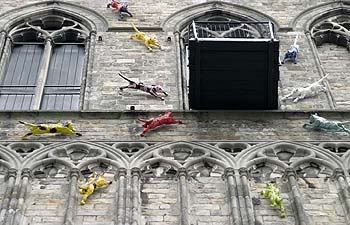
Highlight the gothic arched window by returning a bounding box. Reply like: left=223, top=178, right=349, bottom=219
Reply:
left=179, top=11, right=278, bottom=110
left=311, top=15, right=350, bottom=51
left=0, top=15, right=89, bottom=110
left=310, top=15, right=350, bottom=109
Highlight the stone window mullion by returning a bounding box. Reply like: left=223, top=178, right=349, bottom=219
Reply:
left=32, top=38, right=53, bottom=110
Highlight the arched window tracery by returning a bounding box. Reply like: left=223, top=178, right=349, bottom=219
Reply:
left=0, top=14, right=91, bottom=110
left=311, top=15, right=350, bottom=51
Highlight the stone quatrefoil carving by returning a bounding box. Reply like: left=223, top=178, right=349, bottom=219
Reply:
left=9, top=15, right=89, bottom=43
left=311, top=15, right=350, bottom=50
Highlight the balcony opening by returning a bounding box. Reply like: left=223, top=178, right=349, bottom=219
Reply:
left=187, top=21, right=279, bottom=110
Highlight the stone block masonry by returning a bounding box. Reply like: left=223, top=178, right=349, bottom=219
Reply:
left=23, top=176, right=69, bottom=225
left=141, top=177, right=179, bottom=225
left=1, top=111, right=350, bottom=141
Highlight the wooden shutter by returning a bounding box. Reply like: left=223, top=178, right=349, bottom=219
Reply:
left=0, top=45, right=43, bottom=110
left=41, top=44, right=85, bottom=110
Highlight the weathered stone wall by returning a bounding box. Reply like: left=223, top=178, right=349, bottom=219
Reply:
left=299, top=177, right=347, bottom=225
left=89, top=32, right=179, bottom=111
left=0, top=0, right=330, bottom=27
left=188, top=176, right=231, bottom=225
left=23, top=175, right=69, bottom=225
left=141, top=176, right=179, bottom=225
left=250, top=181, right=295, bottom=225
left=0, top=111, right=349, bottom=141
left=279, top=32, right=330, bottom=110
left=317, top=43, right=350, bottom=109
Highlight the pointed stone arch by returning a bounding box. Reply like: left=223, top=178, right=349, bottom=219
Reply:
left=0, top=144, right=21, bottom=169
left=0, top=1, right=108, bottom=32
left=130, top=141, right=234, bottom=169
left=183, top=156, right=228, bottom=170
left=309, top=14, right=350, bottom=51
left=291, top=2, right=348, bottom=31
left=161, top=1, right=279, bottom=110
left=130, top=141, right=234, bottom=225
left=77, top=157, right=123, bottom=171
left=340, top=149, right=350, bottom=173
left=161, top=1, right=279, bottom=32
left=22, top=141, right=129, bottom=169
left=237, top=140, right=342, bottom=169
left=28, top=157, right=74, bottom=171
left=291, top=157, right=338, bottom=173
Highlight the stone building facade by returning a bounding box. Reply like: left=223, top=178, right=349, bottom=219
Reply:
left=0, top=1, right=350, bottom=225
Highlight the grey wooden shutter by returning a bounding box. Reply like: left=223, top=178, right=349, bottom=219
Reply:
left=41, top=44, right=85, bottom=110
left=0, top=44, right=43, bottom=110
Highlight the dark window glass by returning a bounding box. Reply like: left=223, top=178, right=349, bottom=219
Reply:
left=0, top=44, right=43, bottom=110
left=41, top=44, right=85, bottom=110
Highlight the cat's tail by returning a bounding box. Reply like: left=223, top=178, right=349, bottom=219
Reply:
left=131, top=23, right=140, bottom=33
left=317, top=74, right=329, bottom=83
left=118, top=73, right=135, bottom=84
left=293, top=34, right=299, bottom=46
left=19, top=121, right=37, bottom=128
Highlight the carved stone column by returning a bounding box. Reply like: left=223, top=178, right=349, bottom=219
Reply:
left=224, top=168, right=241, bottom=225
left=305, top=31, right=336, bottom=109
left=0, top=31, right=7, bottom=61
left=333, top=168, right=350, bottom=223
left=12, top=168, right=31, bottom=225
left=116, top=168, right=127, bottom=225
left=63, top=168, right=80, bottom=225
left=79, top=35, right=90, bottom=110
left=178, top=168, right=189, bottom=225
left=87, top=31, right=96, bottom=73
left=32, top=37, right=53, bottom=110
left=0, top=36, right=12, bottom=80
left=84, top=30, right=96, bottom=110
left=174, top=31, right=185, bottom=109
left=0, top=169, right=17, bottom=225
left=131, top=168, right=141, bottom=225
left=239, top=168, right=255, bottom=225
left=285, top=167, right=312, bottom=225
